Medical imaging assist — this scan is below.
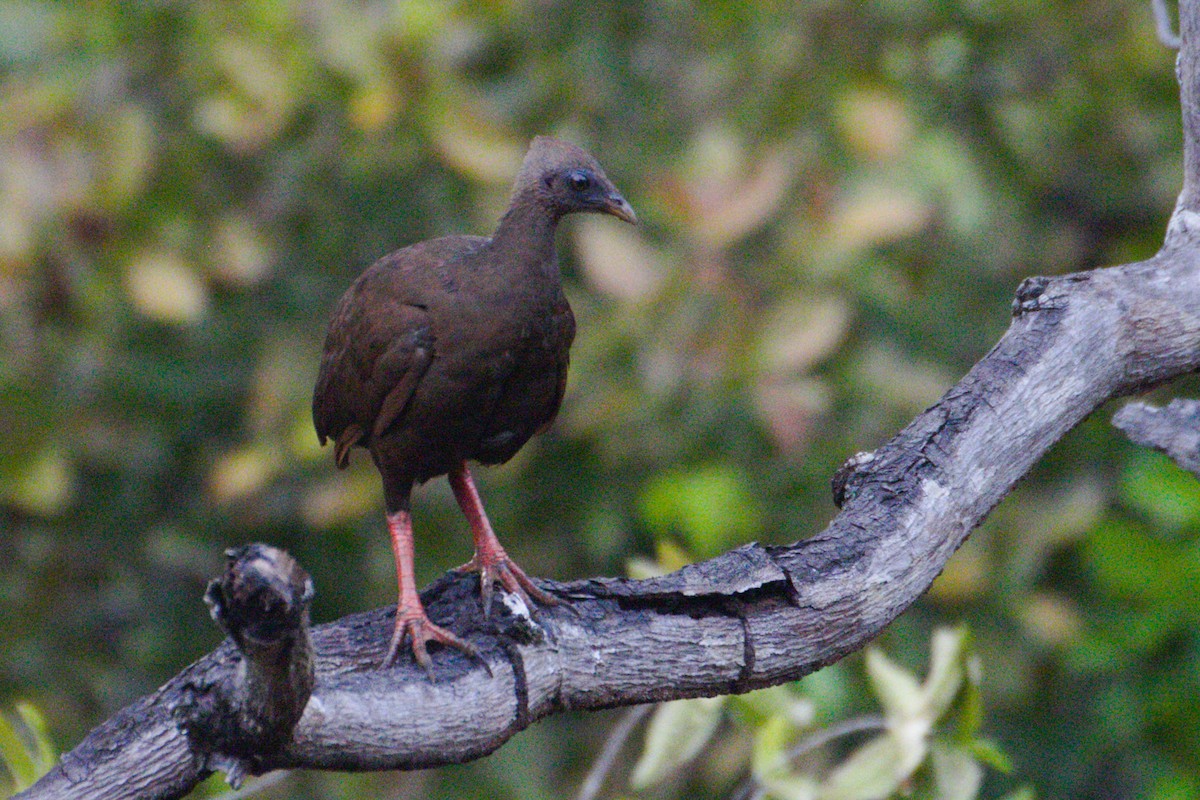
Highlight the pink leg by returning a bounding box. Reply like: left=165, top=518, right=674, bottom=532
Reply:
left=448, top=462, right=558, bottom=616
left=383, top=510, right=478, bottom=673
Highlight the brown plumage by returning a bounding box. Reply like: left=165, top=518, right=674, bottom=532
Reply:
left=313, top=137, right=636, bottom=672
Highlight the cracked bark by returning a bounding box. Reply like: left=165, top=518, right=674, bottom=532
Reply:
left=17, top=4, right=1200, bottom=798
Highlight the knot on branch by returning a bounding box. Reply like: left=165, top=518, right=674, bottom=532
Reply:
left=1010, top=276, right=1058, bottom=316
left=831, top=450, right=877, bottom=508
left=176, top=544, right=316, bottom=788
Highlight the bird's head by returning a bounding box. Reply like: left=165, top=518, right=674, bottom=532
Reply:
left=516, top=136, right=637, bottom=225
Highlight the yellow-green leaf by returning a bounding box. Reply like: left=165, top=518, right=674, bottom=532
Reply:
left=630, top=697, right=725, bottom=790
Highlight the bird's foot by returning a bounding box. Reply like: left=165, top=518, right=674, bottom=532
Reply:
left=455, top=553, right=558, bottom=618
left=383, top=606, right=479, bottom=678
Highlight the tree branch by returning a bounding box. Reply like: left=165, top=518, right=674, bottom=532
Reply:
left=17, top=4, right=1200, bottom=798
left=1113, top=399, right=1200, bottom=477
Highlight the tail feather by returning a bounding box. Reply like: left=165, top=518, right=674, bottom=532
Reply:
left=333, top=424, right=364, bottom=469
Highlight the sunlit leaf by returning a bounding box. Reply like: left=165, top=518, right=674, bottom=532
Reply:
left=997, top=787, right=1037, bottom=800
left=817, top=179, right=931, bottom=261
left=97, top=105, right=154, bottom=211
left=924, top=627, right=968, bottom=720
left=0, top=703, right=55, bottom=792
left=429, top=106, right=523, bottom=183
left=301, top=469, right=381, bottom=529
left=573, top=217, right=666, bottom=302
left=15, top=704, right=54, bottom=777
left=836, top=89, right=914, bottom=161
left=4, top=447, right=74, bottom=517
left=968, top=739, right=1012, bottom=774
left=754, top=295, right=852, bottom=377
left=630, top=697, right=726, bottom=790
left=1017, top=592, right=1083, bottom=648
left=865, top=647, right=922, bottom=720
left=930, top=742, right=983, bottom=800
left=752, top=713, right=796, bottom=780
left=349, top=80, right=404, bottom=134
left=733, top=685, right=814, bottom=729
left=0, top=710, right=37, bottom=790
left=762, top=774, right=819, bottom=800
left=208, top=446, right=277, bottom=504
left=818, top=734, right=908, bottom=800
left=124, top=250, right=208, bottom=324
left=210, top=215, right=272, bottom=286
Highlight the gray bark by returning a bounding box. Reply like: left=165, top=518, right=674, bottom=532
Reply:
left=1114, top=399, right=1200, bottom=477
left=17, top=3, right=1200, bottom=798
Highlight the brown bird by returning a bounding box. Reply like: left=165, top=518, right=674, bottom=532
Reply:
left=313, top=137, right=636, bottom=671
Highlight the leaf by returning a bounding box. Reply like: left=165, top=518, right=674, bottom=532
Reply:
left=818, top=734, right=908, bottom=800
left=762, top=772, right=819, bottom=800
left=997, top=787, right=1037, bottom=800
left=1083, top=518, right=1196, bottom=605
left=967, top=738, right=1012, bottom=773
left=923, top=627, right=968, bottom=720
left=732, top=685, right=813, bottom=728
left=0, top=710, right=37, bottom=790
left=931, top=743, right=983, bottom=800
left=865, top=647, right=922, bottom=720
left=3, top=447, right=74, bottom=517
left=0, top=704, right=55, bottom=792
left=15, top=704, right=55, bottom=778
left=630, top=697, right=725, bottom=790
left=752, top=714, right=797, bottom=781
left=124, top=250, right=208, bottom=324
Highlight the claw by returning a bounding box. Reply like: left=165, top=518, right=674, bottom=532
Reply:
left=383, top=606, right=479, bottom=677
left=456, top=553, right=558, bottom=617
left=449, top=462, right=559, bottom=617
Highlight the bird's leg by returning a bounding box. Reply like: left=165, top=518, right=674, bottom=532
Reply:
left=383, top=509, right=479, bottom=674
left=448, top=462, right=558, bottom=617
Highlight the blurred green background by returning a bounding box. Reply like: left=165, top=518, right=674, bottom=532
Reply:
left=3, top=0, right=1200, bottom=798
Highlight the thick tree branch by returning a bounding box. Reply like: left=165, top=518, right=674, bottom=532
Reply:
left=18, top=4, right=1200, bottom=798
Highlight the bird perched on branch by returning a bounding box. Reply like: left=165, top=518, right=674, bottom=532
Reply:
left=313, top=137, right=637, bottom=672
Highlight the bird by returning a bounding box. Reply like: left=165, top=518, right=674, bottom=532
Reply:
left=312, top=136, right=637, bottom=672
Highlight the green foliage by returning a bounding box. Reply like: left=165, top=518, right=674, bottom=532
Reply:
left=0, top=0, right=1193, bottom=797
left=639, top=464, right=763, bottom=558
left=626, top=627, right=1019, bottom=800
left=631, top=697, right=726, bottom=790
left=0, top=703, right=56, bottom=797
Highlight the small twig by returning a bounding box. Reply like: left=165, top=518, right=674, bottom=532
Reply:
left=574, top=704, right=655, bottom=800
left=788, top=714, right=887, bottom=759
left=206, top=769, right=291, bottom=799
left=1155, top=0, right=1182, bottom=49
left=728, top=714, right=888, bottom=800
left=1113, top=399, right=1200, bottom=478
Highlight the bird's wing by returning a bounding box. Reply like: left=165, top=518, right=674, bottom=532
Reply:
left=312, top=236, right=488, bottom=465
left=312, top=276, right=434, bottom=465
left=371, top=335, right=433, bottom=440
left=537, top=302, right=576, bottom=434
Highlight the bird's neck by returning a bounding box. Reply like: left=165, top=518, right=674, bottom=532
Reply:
left=490, top=192, right=562, bottom=277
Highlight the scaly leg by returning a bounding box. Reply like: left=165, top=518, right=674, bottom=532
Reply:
left=448, top=462, right=558, bottom=616
left=383, top=509, right=478, bottom=674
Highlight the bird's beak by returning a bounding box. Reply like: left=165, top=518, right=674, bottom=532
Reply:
left=603, top=192, right=638, bottom=225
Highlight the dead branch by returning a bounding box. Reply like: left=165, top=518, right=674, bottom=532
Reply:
left=16, top=3, right=1200, bottom=797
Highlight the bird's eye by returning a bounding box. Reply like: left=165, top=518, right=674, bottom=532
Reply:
left=567, top=171, right=592, bottom=191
